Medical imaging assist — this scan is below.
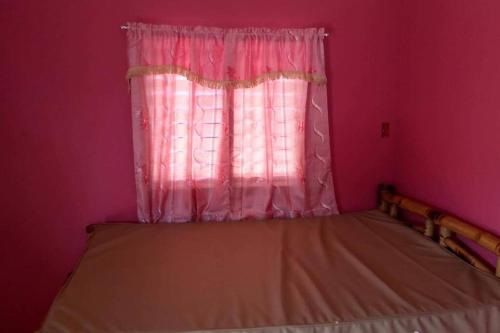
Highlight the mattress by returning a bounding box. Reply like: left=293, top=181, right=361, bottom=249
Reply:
left=39, top=210, right=500, bottom=333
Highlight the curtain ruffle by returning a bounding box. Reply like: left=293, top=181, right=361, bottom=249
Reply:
left=126, top=23, right=327, bottom=88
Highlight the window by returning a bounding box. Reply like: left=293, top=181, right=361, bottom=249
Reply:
left=233, top=79, right=306, bottom=179
left=144, top=74, right=306, bottom=183
left=128, top=24, right=338, bottom=221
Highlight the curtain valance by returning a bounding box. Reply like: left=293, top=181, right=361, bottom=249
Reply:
left=126, top=23, right=327, bottom=89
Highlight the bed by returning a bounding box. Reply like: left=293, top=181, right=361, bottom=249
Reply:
left=38, top=185, right=500, bottom=332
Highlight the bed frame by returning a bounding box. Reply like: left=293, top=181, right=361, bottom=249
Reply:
left=377, top=184, right=500, bottom=278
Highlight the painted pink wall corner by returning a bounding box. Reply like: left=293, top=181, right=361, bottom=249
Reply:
left=394, top=0, right=500, bottom=265
left=0, top=0, right=398, bottom=332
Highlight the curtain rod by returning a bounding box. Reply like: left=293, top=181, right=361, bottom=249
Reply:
left=120, top=24, right=329, bottom=37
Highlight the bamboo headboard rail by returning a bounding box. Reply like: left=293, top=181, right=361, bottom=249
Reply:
left=377, top=184, right=500, bottom=277
left=436, top=215, right=500, bottom=256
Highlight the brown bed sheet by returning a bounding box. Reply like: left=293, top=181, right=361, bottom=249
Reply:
left=39, top=210, right=500, bottom=332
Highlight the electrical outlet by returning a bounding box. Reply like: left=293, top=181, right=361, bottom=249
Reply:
left=381, top=122, right=390, bottom=138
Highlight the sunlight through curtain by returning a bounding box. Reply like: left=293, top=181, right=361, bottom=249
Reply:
left=127, top=23, right=338, bottom=222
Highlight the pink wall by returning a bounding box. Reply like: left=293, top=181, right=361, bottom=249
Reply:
left=5, top=1, right=499, bottom=332
left=395, top=0, right=500, bottom=264
left=1, top=0, right=398, bottom=331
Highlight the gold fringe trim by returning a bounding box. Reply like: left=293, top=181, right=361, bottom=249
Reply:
left=126, top=65, right=327, bottom=89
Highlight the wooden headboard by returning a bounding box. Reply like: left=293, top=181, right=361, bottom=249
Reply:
left=377, top=184, right=500, bottom=278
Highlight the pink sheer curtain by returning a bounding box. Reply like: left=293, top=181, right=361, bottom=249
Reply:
left=127, top=23, right=338, bottom=222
